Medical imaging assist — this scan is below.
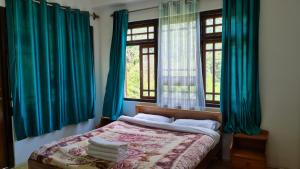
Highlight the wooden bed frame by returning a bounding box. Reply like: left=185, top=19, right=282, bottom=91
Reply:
left=136, top=103, right=223, bottom=169
left=28, top=103, right=223, bottom=169
left=135, top=103, right=222, bottom=122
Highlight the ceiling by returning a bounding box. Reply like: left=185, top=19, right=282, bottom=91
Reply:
left=87, top=0, right=150, bottom=8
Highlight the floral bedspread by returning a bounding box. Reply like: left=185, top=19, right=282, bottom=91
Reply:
left=30, top=121, right=217, bottom=169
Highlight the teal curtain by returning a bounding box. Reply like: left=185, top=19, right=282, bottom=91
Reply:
left=6, top=0, right=95, bottom=140
left=221, top=0, right=261, bottom=135
left=102, top=10, right=128, bottom=121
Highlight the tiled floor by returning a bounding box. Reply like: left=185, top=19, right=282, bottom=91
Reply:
left=14, top=163, right=27, bottom=169
left=209, top=160, right=231, bottom=169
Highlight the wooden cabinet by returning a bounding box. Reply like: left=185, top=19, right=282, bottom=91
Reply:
left=231, top=130, right=269, bottom=169
left=95, top=117, right=114, bottom=128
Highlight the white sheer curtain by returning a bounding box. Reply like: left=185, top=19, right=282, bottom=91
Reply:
left=157, top=0, right=205, bottom=110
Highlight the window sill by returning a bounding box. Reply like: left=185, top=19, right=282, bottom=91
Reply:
left=205, top=107, right=220, bottom=112
left=124, top=98, right=156, bottom=103
left=123, top=98, right=220, bottom=112
left=206, top=102, right=220, bottom=108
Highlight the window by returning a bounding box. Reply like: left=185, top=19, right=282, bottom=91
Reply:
left=200, top=9, right=222, bottom=107
left=125, top=19, right=158, bottom=102
left=125, top=11, right=222, bottom=106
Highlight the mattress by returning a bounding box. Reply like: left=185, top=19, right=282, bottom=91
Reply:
left=29, top=116, right=220, bottom=169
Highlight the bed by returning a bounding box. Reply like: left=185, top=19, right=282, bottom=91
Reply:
left=28, top=103, right=222, bottom=169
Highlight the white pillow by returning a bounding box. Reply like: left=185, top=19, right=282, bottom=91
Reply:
left=134, top=113, right=173, bottom=123
left=173, top=119, right=221, bottom=130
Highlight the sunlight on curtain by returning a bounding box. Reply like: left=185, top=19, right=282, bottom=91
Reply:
left=6, top=0, right=95, bottom=140
left=102, top=10, right=128, bottom=120
left=221, top=0, right=261, bottom=135
left=157, top=0, right=205, bottom=110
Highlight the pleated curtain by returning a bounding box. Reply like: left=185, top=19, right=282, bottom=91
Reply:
left=157, top=0, right=206, bottom=110
left=221, top=0, right=261, bottom=135
left=6, top=0, right=95, bottom=140
left=102, top=10, right=128, bottom=120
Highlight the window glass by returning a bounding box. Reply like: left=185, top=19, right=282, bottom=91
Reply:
left=132, top=27, right=147, bottom=34
left=125, top=20, right=157, bottom=101
left=125, top=45, right=141, bottom=99
left=201, top=10, right=222, bottom=107
left=206, top=18, right=214, bottom=26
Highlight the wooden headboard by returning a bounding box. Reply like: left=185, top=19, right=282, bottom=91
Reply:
left=135, top=103, right=222, bottom=123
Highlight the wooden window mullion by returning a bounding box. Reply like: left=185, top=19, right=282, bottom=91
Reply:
left=126, top=19, right=158, bottom=102
left=212, top=42, right=216, bottom=102
left=200, top=9, right=222, bottom=107
left=139, top=45, right=144, bottom=99
left=147, top=51, right=150, bottom=97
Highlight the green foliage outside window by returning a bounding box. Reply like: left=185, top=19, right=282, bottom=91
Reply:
left=125, top=45, right=140, bottom=99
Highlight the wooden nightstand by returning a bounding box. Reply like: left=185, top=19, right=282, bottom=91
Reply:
left=95, top=117, right=114, bottom=128
left=230, top=130, right=269, bottom=169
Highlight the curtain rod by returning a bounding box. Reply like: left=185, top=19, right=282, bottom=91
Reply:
left=32, top=0, right=100, bottom=20
left=110, top=6, right=158, bottom=17
left=109, top=0, right=196, bottom=17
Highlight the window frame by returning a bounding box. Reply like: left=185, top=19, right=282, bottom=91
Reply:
left=200, top=9, right=222, bottom=107
left=124, top=19, right=158, bottom=103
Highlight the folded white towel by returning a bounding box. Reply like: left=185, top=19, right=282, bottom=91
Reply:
left=87, top=149, right=126, bottom=158
left=87, top=149, right=127, bottom=162
left=88, top=144, right=127, bottom=154
left=87, top=137, right=128, bottom=162
left=88, top=137, right=127, bottom=150
left=88, top=143, right=128, bottom=152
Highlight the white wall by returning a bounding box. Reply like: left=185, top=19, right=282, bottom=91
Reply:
left=95, top=0, right=223, bottom=116
left=259, top=0, right=300, bottom=169
left=1, top=0, right=299, bottom=168
left=94, top=0, right=300, bottom=169
left=14, top=120, right=97, bottom=165
left=0, top=0, right=103, bottom=166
